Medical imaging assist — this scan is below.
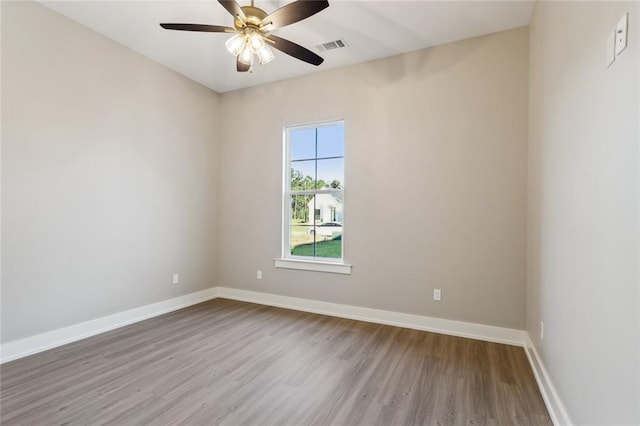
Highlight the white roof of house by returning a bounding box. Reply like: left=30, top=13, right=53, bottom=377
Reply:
left=308, top=193, right=342, bottom=206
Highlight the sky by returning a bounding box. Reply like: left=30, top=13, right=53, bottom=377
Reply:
left=290, top=124, right=344, bottom=185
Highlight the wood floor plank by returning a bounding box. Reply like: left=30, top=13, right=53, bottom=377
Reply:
left=0, top=298, right=551, bottom=425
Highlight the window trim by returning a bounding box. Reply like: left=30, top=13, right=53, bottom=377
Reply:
left=276, top=119, right=350, bottom=273
left=274, top=258, right=352, bottom=275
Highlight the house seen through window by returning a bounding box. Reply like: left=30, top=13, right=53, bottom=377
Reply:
left=284, top=121, right=344, bottom=260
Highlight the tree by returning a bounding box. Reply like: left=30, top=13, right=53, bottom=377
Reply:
left=290, top=169, right=313, bottom=222
left=291, top=169, right=303, bottom=187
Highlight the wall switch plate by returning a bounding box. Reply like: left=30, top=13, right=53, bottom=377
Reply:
left=433, top=289, right=441, bottom=301
left=257, top=270, right=262, bottom=280
left=615, top=13, right=628, bottom=56
left=173, top=274, right=179, bottom=284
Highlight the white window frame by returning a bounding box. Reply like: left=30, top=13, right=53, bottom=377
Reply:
left=275, top=119, right=351, bottom=275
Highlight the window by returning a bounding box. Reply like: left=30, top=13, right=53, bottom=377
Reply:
left=276, top=120, right=351, bottom=274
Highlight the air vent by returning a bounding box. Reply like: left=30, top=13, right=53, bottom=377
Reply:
left=315, top=38, right=348, bottom=52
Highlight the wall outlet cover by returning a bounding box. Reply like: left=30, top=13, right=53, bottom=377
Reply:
left=433, top=289, right=441, bottom=301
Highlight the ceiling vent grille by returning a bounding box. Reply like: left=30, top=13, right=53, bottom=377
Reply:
left=315, top=39, right=348, bottom=52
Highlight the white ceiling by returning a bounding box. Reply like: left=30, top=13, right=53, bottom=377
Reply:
left=39, top=0, right=535, bottom=93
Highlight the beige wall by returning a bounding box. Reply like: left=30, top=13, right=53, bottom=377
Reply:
left=1, top=2, right=221, bottom=342
left=528, top=2, right=639, bottom=424
left=4, top=2, right=639, bottom=420
left=218, top=27, right=529, bottom=329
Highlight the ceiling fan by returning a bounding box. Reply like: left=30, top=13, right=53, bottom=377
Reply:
left=160, top=0, right=329, bottom=73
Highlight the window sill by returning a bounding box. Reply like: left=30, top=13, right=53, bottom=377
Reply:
left=274, top=258, right=352, bottom=275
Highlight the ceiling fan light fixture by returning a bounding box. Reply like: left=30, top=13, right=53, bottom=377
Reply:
left=238, top=43, right=254, bottom=65
left=257, top=45, right=275, bottom=64
left=225, top=33, right=245, bottom=56
left=248, top=31, right=265, bottom=51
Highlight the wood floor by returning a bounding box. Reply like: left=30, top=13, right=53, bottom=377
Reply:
left=1, top=299, right=551, bottom=425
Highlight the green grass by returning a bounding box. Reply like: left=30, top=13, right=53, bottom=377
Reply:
left=291, top=235, right=342, bottom=258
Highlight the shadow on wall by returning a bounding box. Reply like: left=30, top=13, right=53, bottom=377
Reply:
left=357, top=34, right=487, bottom=87
left=232, top=18, right=492, bottom=102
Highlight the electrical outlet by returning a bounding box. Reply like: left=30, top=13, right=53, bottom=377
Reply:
left=433, top=289, right=441, bottom=301
left=173, top=274, right=179, bottom=284
left=540, top=321, right=544, bottom=341
left=257, top=270, right=262, bottom=280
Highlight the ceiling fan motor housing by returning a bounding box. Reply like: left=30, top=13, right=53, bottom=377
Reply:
left=236, top=6, right=268, bottom=30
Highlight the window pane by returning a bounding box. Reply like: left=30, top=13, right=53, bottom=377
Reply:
left=290, top=128, right=316, bottom=161
left=290, top=160, right=315, bottom=190
left=317, top=124, right=344, bottom=159
left=289, top=194, right=342, bottom=259
left=316, top=158, right=344, bottom=189
left=290, top=194, right=314, bottom=255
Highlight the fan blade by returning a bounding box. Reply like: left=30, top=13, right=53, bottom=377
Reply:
left=262, top=0, right=329, bottom=30
left=218, top=0, right=247, bottom=22
left=237, top=57, right=251, bottom=72
left=160, top=23, right=235, bottom=33
left=266, top=35, right=324, bottom=66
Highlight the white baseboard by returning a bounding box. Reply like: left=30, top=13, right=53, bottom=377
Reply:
left=524, top=336, right=573, bottom=426
left=0, top=287, right=218, bottom=364
left=1, top=286, right=524, bottom=363
left=216, top=287, right=528, bottom=346
left=2, top=285, right=563, bottom=425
